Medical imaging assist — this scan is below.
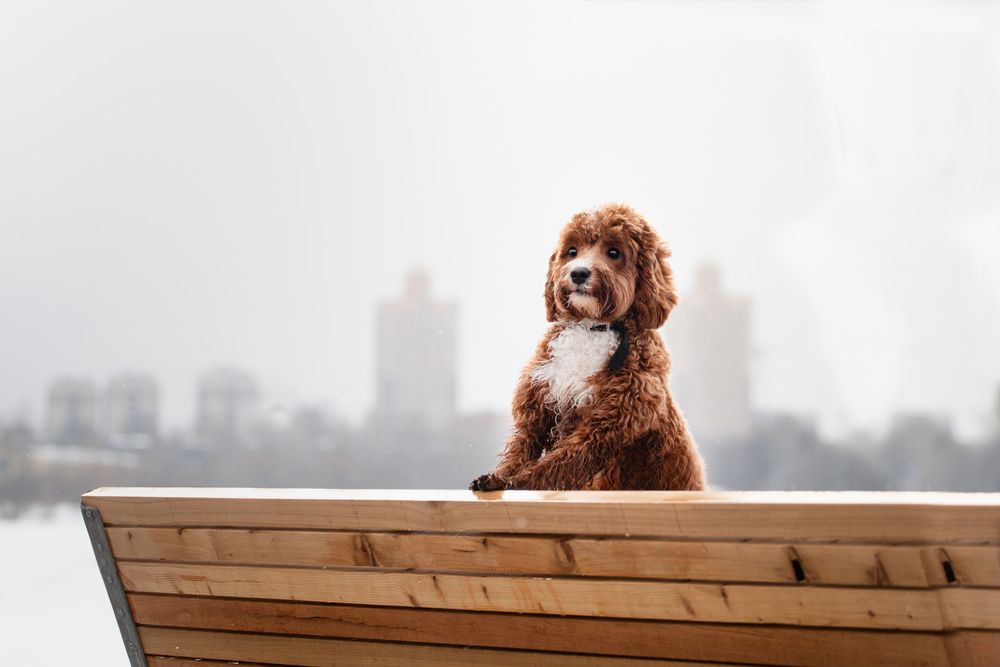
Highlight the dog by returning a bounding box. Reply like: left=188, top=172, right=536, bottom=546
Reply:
left=470, top=204, right=706, bottom=491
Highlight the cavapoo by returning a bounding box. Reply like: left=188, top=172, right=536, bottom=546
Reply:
left=470, top=204, right=706, bottom=491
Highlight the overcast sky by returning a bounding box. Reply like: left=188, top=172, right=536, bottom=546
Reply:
left=2, top=1, right=999, bottom=438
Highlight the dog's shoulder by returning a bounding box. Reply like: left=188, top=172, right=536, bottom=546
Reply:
left=630, top=326, right=670, bottom=373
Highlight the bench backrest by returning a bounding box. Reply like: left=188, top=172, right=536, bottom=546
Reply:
left=81, top=488, right=1000, bottom=667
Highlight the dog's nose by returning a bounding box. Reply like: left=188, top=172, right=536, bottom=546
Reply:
left=571, top=267, right=591, bottom=285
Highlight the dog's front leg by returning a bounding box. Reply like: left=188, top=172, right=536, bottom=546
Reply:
left=470, top=373, right=554, bottom=491
left=504, top=417, right=628, bottom=491
left=503, top=439, right=598, bottom=491
left=506, top=374, right=659, bottom=490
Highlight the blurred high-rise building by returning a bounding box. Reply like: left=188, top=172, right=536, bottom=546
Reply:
left=994, top=384, right=1000, bottom=434
left=195, top=367, right=259, bottom=445
left=46, top=377, right=98, bottom=445
left=375, top=269, right=457, bottom=430
left=666, top=264, right=752, bottom=445
left=106, top=373, right=159, bottom=449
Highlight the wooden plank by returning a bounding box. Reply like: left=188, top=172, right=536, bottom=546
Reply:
left=84, top=487, right=1000, bottom=504
left=107, top=527, right=1000, bottom=588
left=117, top=561, right=1000, bottom=630
left=138, top=626, right=744, bottom=666
left=130, top=593, right=992, bottom=667
left=82, top=488, right=1000, bottom=543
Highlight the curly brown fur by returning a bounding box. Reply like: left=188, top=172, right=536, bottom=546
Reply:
left=470, top=203, right=706, bottom=492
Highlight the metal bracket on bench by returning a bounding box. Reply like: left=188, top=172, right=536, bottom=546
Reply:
left=81, top=503, right=148, bottom=667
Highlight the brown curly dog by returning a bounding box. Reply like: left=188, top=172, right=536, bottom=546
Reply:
left=470, top=203, right=706, bottom=491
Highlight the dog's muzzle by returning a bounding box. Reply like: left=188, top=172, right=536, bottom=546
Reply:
left=570, top=267, right=591, bottom=285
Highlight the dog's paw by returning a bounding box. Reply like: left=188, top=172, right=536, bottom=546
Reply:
left=469, top=473, right=507, bottom=492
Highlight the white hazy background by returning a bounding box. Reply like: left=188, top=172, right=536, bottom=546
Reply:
left=3, top=1, right=1000, bottom=437
left=3, top=2, right=1000, bottom=664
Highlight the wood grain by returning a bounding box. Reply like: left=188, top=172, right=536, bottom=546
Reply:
left=130, top=593, right=998, bottom=667
left=82, top=488, right=1000, bottom=543
left=107, top=526, right=1000, bottom=587
left=138, top=626, right=739, bottom=666
left=117, top=561, right=1000, bottom=630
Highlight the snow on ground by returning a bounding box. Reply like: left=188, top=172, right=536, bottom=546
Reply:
left=0, top=505, right=127, bottom=665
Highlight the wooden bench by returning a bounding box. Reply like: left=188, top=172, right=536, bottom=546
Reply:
left=81, top=488, right=1000, bottom=667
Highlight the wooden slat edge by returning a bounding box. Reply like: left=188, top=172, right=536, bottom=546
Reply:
left=83, top=487, right=1000, bottom=505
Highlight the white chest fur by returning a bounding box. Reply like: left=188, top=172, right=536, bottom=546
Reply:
left=530, top=321, right=620, bottom=412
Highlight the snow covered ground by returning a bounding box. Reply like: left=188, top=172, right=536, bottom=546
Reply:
left=0, top=505, right=127, bottom=665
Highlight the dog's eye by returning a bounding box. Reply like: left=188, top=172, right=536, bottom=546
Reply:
left=567, top=247, right=577, bottom=258
left=607, top=247, right=621, bottom=259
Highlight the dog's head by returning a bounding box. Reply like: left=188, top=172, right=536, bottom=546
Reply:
left=544, top=203, right=677, bottom=329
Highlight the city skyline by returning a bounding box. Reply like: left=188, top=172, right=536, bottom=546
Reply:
left=6, top=263, right=999, bottom=448
left=5, top=263, right=997, bottom=501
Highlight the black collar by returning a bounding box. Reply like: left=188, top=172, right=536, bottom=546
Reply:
left=589, top=319, right=629, bottom=372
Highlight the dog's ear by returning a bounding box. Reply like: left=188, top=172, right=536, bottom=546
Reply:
left=544, top=251, right=558, bottom=322
left=631, top=224, right=678, bottom=330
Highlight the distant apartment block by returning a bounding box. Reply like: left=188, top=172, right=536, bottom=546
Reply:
left=195, top=367, right=260, bottom=444
left=667, top=264, right=752, bottom=445
left=46, top=377, right=98, bottom=445
left=375, top=269, right=457, bottom=430
left=106, top=373, right=159, bottom=449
